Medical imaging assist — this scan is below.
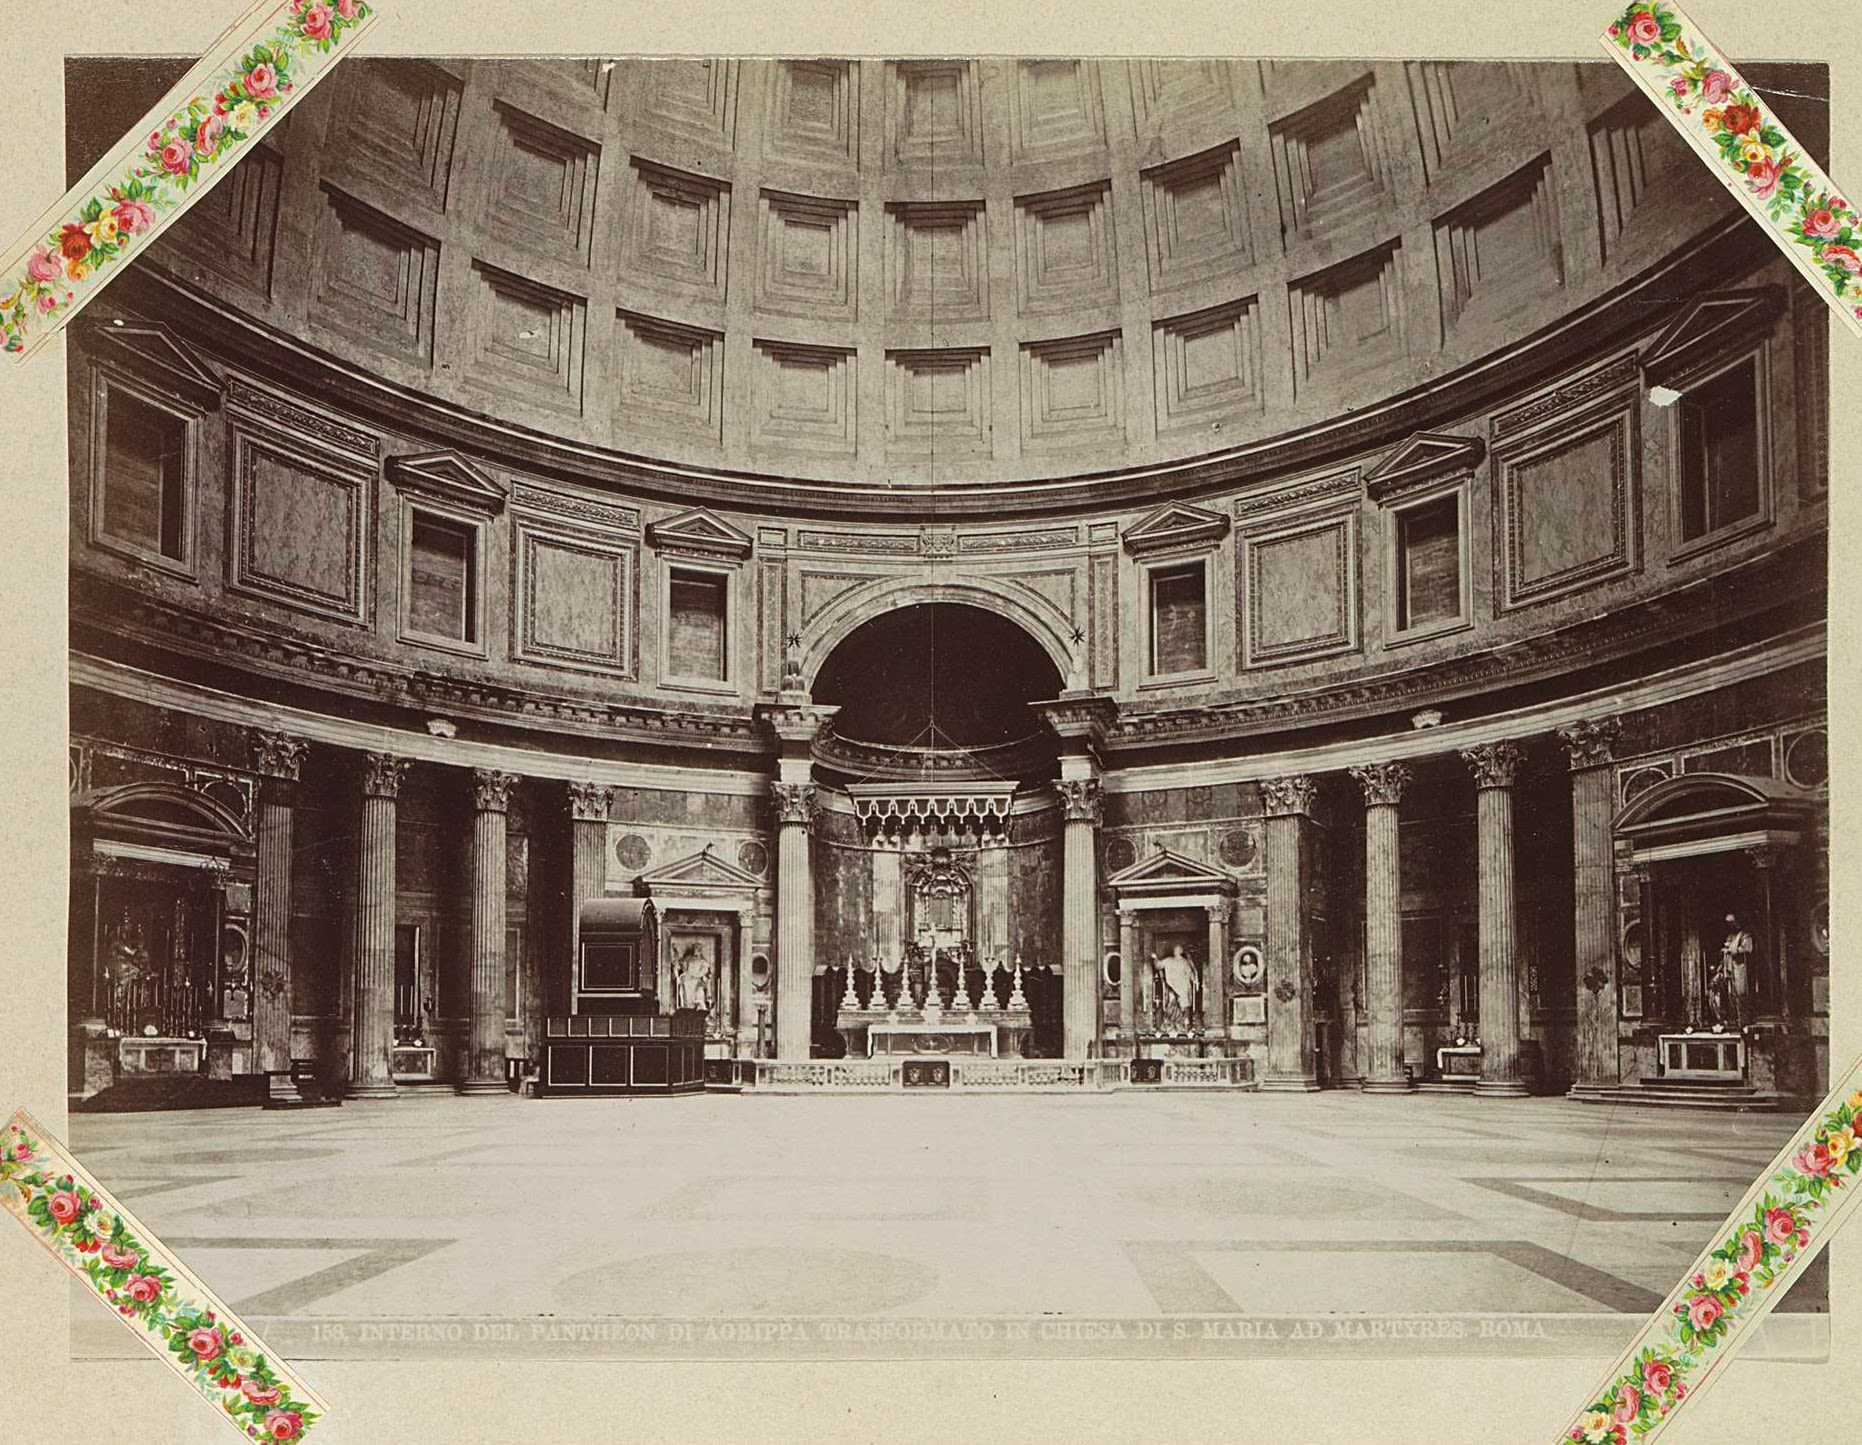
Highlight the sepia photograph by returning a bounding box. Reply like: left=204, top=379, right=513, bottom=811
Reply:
left=47, top=44, right=1835, bottom=1377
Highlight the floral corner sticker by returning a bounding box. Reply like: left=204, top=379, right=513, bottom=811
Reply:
left=1558, top=1055, right=1862, bottom=1443
left=0, top=0, right=378, bottom=361
left=1, top=1108, right=328, bottom=1439
left=1604, top=1, right=1862, bottom=336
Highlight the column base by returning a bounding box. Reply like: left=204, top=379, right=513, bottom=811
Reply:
left=1360, top=1078, right=1416, bottom=1095
left=1257, top=1073, right=1322, bottom=1092
left=1473, top=1078, right=1530, bottom=1099
left=456, top=1079, right=509, bottom=1097
left=346, top=1081, right=400, bottom=1099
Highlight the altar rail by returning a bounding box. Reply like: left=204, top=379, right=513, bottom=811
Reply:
left=746, top=1056, right=1256, bottom=1092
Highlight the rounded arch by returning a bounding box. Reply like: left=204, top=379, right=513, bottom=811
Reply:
left=77, top=780, right=252, bottom=843
left=798, top=578, right=1080, bottom=694
left=1613, top=771, right=1812, bottom=834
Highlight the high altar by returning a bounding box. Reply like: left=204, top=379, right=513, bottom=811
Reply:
left=831, top=782, right=1039, bottom=1058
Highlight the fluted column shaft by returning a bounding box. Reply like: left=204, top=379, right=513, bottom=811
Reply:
left=772, top=783, right=816, bottom=1061
left=1205, top=902, right=1229, bottom=1040
left=1059, top=777, right=1102, bottom=1059
left=251, top=732, right=308, bottom=1091
left=463, top=770, right=518, bottom=1094
left=1463, top=742, right=1527, bottom=1098
left=350, top=753, right=407, bottom=1098
left=1560, top=721, right=1620, bottom=1093
left=1118, top=909, right=1138, bottom=1053
left=1352, top=762, right=1412, bottom=1093
left=567, top=782, right=612, bottom=1018
left=1261, top=775, right=1319, bottom=1090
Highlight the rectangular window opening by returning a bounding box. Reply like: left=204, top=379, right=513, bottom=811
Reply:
left=407, top=511, right=478, bottom=643
left=1678, top=357, right=1761, bottom=542
left=668, top=569, right=729, bottom=682
left=1150, top=561, right=1207, bottom=675
left=1395, top=494, right=1462, bottom=632
left=101, top=388, right=189, bottom=562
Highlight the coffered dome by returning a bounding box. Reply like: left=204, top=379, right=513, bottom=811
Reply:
left=138, top=57, right=1739, bottom=500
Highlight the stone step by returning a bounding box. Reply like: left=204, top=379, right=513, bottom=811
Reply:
left=1570, top=1084, right=1785, bottom=1112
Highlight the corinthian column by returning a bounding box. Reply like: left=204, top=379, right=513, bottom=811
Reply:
left=1057, top=776, right=1103, bottom=1058
left=1460, top=740, right=1527, bottom=1098
left=1559, top=720, right=1621, bottom=1097
left=462, top=770, right=518, bottom=1095
left=1261, top=774, right=1320, bottom=1091
left=771, top=781, right=818, bottom=1061
left=760, top=699, right=839, bottom=1062
left=351, top=752, right=409, bottom=1099
left=1349, top=761, right=1412, bottom=1094
left=567, top=781, right=613, bottom=1015
left=251, top=730, right=308, bottom=1105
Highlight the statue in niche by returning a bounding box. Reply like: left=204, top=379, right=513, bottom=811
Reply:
left=1153, top=943, right=1200, bottom=1030
left=674, top=938, right=717, bottom=1020
left=1712, top=913, right=1754, bottom=1031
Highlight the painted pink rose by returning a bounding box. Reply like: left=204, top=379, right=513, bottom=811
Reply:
left=301, top=2, right=333, bottom=40
left=1612, top=1385, right=1642, bottom=1424
left=36, top=293, right=58, bottom=315
left=47, top=1190, right=81, bottom=1224
left=1746, top=157, right=1784, bottom=199
left=1627, top=11, right=1661, bottom=45
left=1764, top=1206, right=1799, bottom=1246
left=1797, top=1142, right=1833, bottom=1176
left=159, top=136, right=192, bottom=176
left=264, top=1409, right=304, bottom=1441
left=101, top=1242, right=137, bottom=1269
left=14, top=1144, right=29, bottom=1160
left=25, top=247, right=59, bottom=284
left=187, top=1326, right=222, bottom=1360
left=1823, top=244, right=1862, bottom=274
left=1805, top=208, right=1841, bottom=238
left=1669, top=77, right=1687, bottom=100
left=1686, top=1293, right=1722, bottom=1331
left=1702, top=69, right=1733, bottom=103
left=1737, top=1229, right=1764, bottom=1272
left=112, top=198, right=156, bottom=235
left=195, top=115, right=224, bottom=157
left=246, top=64, right=278, bottom=100
left=126, top=1274, right=161, bottom=1304
left=242, top=1379, right=282, bottom=1406
left=337, top=0, right=358, bottom=16
left=1642, top=1359, right=1673, bottom=1394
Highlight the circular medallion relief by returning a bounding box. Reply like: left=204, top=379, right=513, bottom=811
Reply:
left=1219, top=827, right=1258, bottom=869
left=1104, top=837, right=1137, bottom=873
left=738, top=840, right=770, bottom=876
left=1785, top=729, right=1828, bottom=789
left=614, top=833, right=652, bottom=872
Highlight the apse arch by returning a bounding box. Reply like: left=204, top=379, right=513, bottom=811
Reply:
left=798, top=577, right=1080, bottom=694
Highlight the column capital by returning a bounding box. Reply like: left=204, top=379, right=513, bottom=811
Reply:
left=1556, top=718, right=1621, bottom=771
left=771, top=780, right=819, bottom=828
left=758, top=701, right=841, bottom=752
left=1035, top=693, right=1118, bottom=751
left=1348, top=761, right=1411, bottom=808
left=1459, top=740, right=1525, bottom=791
left=360, top=752, right=410, bottom=799
left=1261, top=774, right=1319, bottom=818
left=567, top=780, right=614, bottom=822
left=473, top=769, right=520, bottom=814
left=1056, top=776, right=1103, bottom=825
left=250, top=730, right=309, bottom=783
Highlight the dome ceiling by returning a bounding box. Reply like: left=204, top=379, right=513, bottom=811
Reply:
left=141, top=56, right=1732, bottom=495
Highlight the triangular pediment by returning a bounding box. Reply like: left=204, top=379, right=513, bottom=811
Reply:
left=1106, top=843, right=1235, bottom=893
left=1121, top=501, right=1230, bottom=558
left=1641, top=288, right=1784, bottom=388
left=88, top=319, right=224, bottom=410
left=646, top=507, right=754, bottom=562
left=1363, top=431, right=1484, bottom=503
left=636, top=843, right=764, bottom=893
left=386, top=450, right=507, bottom=512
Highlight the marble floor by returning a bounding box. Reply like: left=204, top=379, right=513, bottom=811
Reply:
left=65, top=1091, right=1826, bottom=1361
